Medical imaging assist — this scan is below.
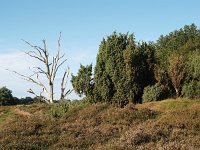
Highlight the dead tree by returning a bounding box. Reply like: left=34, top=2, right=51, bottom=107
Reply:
left=9, top=33, right=72, bottom=103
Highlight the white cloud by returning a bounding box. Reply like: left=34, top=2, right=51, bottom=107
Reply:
left=0, top=51, right=40, bottom=97
left=0, top=51, right=80, bottom=100
left=0, top=51, right=38, bottom=71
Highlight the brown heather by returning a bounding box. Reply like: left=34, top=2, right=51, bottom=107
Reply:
left=0, top=98, right=200, bottom=149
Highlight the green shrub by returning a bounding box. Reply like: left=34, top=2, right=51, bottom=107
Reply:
left=181, top=81, right=200, bottom=99
left=50, top=99, right=89, bottom=118
left=50, top=102, right=69, bottom=118
left=142, top=83, right=164, bottom=102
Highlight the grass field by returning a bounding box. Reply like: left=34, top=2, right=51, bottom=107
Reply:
left=0, top=98, right=200, bottom=150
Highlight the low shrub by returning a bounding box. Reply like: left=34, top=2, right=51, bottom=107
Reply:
left=182, top=81, right=200, bottom=99
left=50, top=102, right=69, bottom=118
left=50, top=99, right=89, bottom=118
left=142, top=83, right=164, bottom=102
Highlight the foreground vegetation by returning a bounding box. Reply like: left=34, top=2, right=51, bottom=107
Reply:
left=0, top=98, right=200, bottom=149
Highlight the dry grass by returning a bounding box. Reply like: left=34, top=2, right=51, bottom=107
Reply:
left=0, top=98, right=200, bottom=149
left=136, top=98, right=200, bottom=112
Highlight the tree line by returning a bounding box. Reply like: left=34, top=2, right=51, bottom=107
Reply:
left=1, top=24, right=200, bottom=106
left=71, top=24, right=200, bottom=106
left=0, top=86, right=45, bottom=105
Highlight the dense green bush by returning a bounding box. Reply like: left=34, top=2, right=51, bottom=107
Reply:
left=94, top=32, right=134, bottom=105
left=72, top=32, right=156, bottom=106
left=181, top=81, right=200, bottom=99
left=142, top=83, right=164, bottom=102
left=0, top=87, right=15, bottom=106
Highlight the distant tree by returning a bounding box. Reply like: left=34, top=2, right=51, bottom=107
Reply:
left=9, top=33, right=72, bottom=104
left=33, top=96, right=46, bottom=103
left=0, top=87, right=15, bottom=106
left=13, top=97, right=20, bottom=104
left=19, top=97, right=34, bottom=104
left=168, top=54, right=185, bottom=97
left=186, top=52, right=200, bottom=82
left=156, top=23, right=200, bottom=70
left=71, top=64, right=94, bottom=101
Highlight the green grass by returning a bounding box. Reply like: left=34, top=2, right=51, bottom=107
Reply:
left=0, top=98, right=200, bottom=149
left=136, top=98, right=200, bottom=112
left=157, top=98, right=200, bottom=110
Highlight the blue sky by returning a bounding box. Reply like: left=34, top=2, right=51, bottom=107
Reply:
left=0, top=0, right=200, bottom=99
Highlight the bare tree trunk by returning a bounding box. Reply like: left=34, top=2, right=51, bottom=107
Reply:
left=49, top=82, right=54, bottom=103
left=175, top=88, right=179, bottom=98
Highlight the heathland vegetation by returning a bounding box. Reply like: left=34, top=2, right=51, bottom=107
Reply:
left=0, top=24, right=200, bottom=149
left=1, top=98, right=200, bottom=149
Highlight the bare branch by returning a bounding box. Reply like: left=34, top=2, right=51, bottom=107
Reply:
left=22, top=39, right=46, bottom=61
left=60, top=67, right=72, bottom=100
left=27, top=88, right=50, bottom=104
left=10, top=34, right=71, bottom=103
left=58, top=32, right=61, bottom=50
left=50, top=32, right=63, bottom=80
left=35, top=73, right=49, bottom=94
left=7, top=69, right=49, bottom=95
left=25, top=51, right=45, bottom=63
left=65, top=89, right=73, bottom=96
left=42, top=40, right=49, bottom=57
left=57, top=32, right=62, bottom=58
left=27, top=88, right=37, bottom=95
left=59, top=53, right=65, bottom=60
left=22, top=39, right=44, bottom=52
left=53, top=58, right=67, bottom=81
left=33, top=67, right=48, bottom=78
